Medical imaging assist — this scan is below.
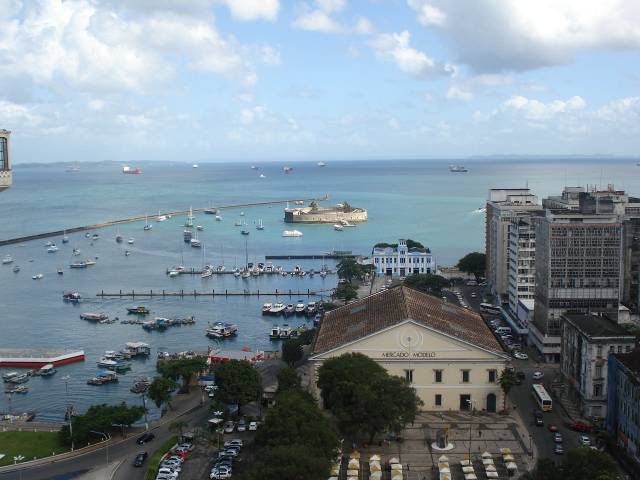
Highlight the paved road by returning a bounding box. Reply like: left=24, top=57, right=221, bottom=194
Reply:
left=0, top=396, right=208, bottom=480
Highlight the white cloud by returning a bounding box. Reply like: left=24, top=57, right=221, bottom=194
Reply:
left=88, top=99, right=106, bottom=111
left=0, top=100, right=43, bottom=126
left=446, top=85, right=472, bottom=101
left=354, top=17, right=374, bottom=35
left=369, top=30, right=452, bottom=78
left=316, top=0, right=346, bottom=13
left=407, top=0, right=446, bottom=26
left=503, top=95, right=586, bottom=120
left=293, top=9, right=345, bottom=34
left=217, top=0, right=280, bottom=21
left=292, top=1, right=373, bottom=35
left=240, top=105, right=267, bottom=125
left=408, top=0, right=640, bottom=72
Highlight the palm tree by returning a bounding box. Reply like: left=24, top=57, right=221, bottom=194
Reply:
left=499, top=370, right=516, bottom=412
left=148, top=376, right=177, bottom=411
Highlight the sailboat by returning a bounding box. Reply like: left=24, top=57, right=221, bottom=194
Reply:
left=256, top=219, right=265, bottom=231
left=185, top=207, right=194, bottom=228
left=157, top=210, right=167, bottom=222
left=201, top=244, right=213, bottom=278
left=62, top=230, right=69, bottom=243
left=115, top=227, right=123, bottom=243
left=144, top=215, right=153, bottom=231
left=190, top=228, right=201, bottom=248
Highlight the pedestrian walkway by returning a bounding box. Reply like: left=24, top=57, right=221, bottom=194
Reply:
left=74, top=459, right=123, bottom=480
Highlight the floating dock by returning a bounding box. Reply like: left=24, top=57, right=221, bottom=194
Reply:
left=96, top=289, right=333, bottom=298
left=0, top=349, right=85, bottom=367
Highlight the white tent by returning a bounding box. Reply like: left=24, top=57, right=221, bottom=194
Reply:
left=462, top=466, right=475, bottom=474
left=369, top=454, right=381, bottom=462
left=438, top=454, right=449, bottom=463
left=439, top=466, right=451, bottom=474
left=486, top=464, right=497, bottom=472
left=482, top=451, right=493, bottom=459
left=369, top=472, right=382, bottom=480
left=506, top=461, right=518, bottom=471
left=460, top=459, right=472, bottom=467
left=348, top=459, right=360, bottom=469
left=464, top=474, right=478, bottom=480
left=482, top=458, right=495, bottom=465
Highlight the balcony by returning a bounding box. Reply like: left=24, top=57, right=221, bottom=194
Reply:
left=0, top=169, right=11, bottom=191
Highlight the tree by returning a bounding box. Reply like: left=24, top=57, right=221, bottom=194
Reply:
left=498, top=369, right=516, bottom=412
left=59, top=403, right=145, bottom=446
left=297, top=327, right=316, bottom=346
left=522, top=448, right=617, bottom=480
left=457, top=252, right=486, bottom=280
left=318, top=353, right=423, bottom=443
left=157, top=357, right=207, bottom=393
left=277, top=366, right=301, bottom=393
left=169, top=419, right=187, bottom=440
left=403, top=274, right=450, bottom=295
left=148, top=376, right=177, bottom=411
left=336, top=282, right=358, bottom=301
left=374, top=239, right=426, bottom=251
left=214, top=360, right=261, bottom=409
left=336, top=257, right=362, bottom=282
left=282, top=339, right=304, bottom=366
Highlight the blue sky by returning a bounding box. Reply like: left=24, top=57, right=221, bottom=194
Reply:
left=1, top=0, right=639, bottom=163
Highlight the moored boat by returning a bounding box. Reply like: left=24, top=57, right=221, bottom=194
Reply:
left=126, top=306, right=150, bottom=315
left=2, top=255, right=13, bottom=264
left=87, top=370, right=118, bottom=385
left=295, top=302, right=306, bottom=315
left=63, top=291, right=81, bottom=303
left=80, top=312, right=109, bottom=321
left=38, top=364, right=57, bottom=376
left=268, top=303, right=286, bottom=315
left=261, top=303, right=272, bottom=315
left=284, top=304, right=295, bottom=316
left=282, top=230, right=303, bottom=237
left=205, top=322, right=238, bottom=339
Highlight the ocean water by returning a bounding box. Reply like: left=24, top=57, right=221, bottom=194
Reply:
left=0, top=158, right=638, bottom=420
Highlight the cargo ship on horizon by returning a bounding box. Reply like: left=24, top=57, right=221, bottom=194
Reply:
left=122, top=165, right=143, bottom=174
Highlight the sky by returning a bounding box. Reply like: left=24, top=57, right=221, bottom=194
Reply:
left=1, top=0, right=640, bottom=163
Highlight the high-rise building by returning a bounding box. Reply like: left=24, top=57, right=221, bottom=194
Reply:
left=532, top=190, right=624, bottom=362
left=0, top=129, right=11, bottom=192
left=485, top=188, right=539, bottom=302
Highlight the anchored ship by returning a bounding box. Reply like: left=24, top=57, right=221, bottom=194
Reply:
left=0, top=349, right=85, bottom=367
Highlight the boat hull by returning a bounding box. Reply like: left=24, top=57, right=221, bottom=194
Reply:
left=0, top=350, right=85, bottom=368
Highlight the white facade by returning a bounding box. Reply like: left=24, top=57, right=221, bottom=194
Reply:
left=507, top=216, right=536, bottom=317
left=372, top=239, right=435, bottom=277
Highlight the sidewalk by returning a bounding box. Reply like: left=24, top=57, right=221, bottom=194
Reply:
left=75, top=459, right=123, bottom=480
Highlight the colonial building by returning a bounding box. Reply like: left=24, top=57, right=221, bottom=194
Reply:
left=0, top=129, right=11, bottom=192
left=607, top=349, right=640, bottom=466
left=372, top=239, right=435, bottom=277
left=310, top=286, right=509, bottom=412
left=561, top=313, right=636, bottom=420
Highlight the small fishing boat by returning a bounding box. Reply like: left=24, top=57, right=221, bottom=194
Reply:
left=125, top=250, right=131, bottom=256
left=2, top=255, right=14, bottom=265
left=126, top=306, right=150, bottom=315
left=57, top=268, right=64, bottom=275
left=259, top=173, right=266, bottom=178
left=284, top=304, right=295, bottom=316
left=92, top=233, right=99, bottom=240
left=84, top=259, right=96, bottom=266
left=143, top=215, right=152, bottom=231
left=130, top=377, right=151, bottom=393
left=256, top=219, right=264, bottom=230
left=80, top=312, right=109, bottom=321
left=87, top=371, right=118, bottom=385
left=334, top=224, right=344, bottom=231
left=5, top=385, right=29, bottom=394
left=241, top=229, right=250, bottom=235
left=269, top=303, right=286, bottom=315
left=196, top=225, right=204, bottom=231
left=282, top=230, right=303, bottom=237
left=32, top=273, right=44, bottom=280
left=47, top=244, right=58, bottom=252
left=127, top=238, right=135, bottom=244
left=240, top=211, right=245, bottom=216
left=262, top=303, right=273, bottom=315
left=206, top=322, right=238, bottom=339
left=6, top=373, right=30, bottom=384
left=2, top=372, right=18, bottom=382
left=12, top=265, right=20, bottom=273
left=72, top=248, right=81, bottom=256
left=168, top=269, right=179, bottom=277
left=63, top=291, right=81, bottom=302
left=215, top=214, right=222, bottom=221
left=70, top=261, right=88, bottom=268
left=317, top=161, right=327, bottom=167
left=38, top=364, right=57, bottom=376
left=269, top=324, right=294, bottom=340
left=295, top=302, right=306, bottom=315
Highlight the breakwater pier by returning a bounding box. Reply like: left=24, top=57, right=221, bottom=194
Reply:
left=0, top=196, right=325, bottom=247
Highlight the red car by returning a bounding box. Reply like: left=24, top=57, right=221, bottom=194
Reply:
left=548, top=424, right=558, bottom=432
left=567, top=421, right=590, bottom=433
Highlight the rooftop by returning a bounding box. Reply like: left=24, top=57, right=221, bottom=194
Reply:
left=312, top=286, right=503, bottom=355
left=562, top=314, right=635, bottom=339
left=613, top=349, right=640, bottom=381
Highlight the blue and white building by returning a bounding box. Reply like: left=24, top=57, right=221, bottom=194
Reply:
left=372, top=239, right=435, bottom=277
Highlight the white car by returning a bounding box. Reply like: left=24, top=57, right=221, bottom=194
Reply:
left=249, top=421, right=258, bottom=431
left=579, top=435, right=591, bottom=446
left=532, top=371, right=544, bottom=380
left=210, top=466, right=232, bottom=479
left=224, top=439, right=244, bottom=448
left=513, top=352, right=529, bottom=360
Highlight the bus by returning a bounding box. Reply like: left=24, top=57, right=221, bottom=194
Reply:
left=480, top=303, right=501, bottom=315
left=532, top=383, right=553, bottom=412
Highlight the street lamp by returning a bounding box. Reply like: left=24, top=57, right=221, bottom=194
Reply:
left=62, top=375, right=74, bottom=451
left=90, top=431, right=110, bottom=468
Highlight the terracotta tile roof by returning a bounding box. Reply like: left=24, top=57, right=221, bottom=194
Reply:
left=312, top=286, right=503, bottom=355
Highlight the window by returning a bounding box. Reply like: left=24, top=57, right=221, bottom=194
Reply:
left=618, top=346, right=622, bottom=353
left=434, top=370, right=443, bottom=383
left=626, top=345, right=631, bottom=353
left=462, top=370, right=470, bottom=383
left=405, top=369, right=414, bottom=383
left=435, top=394, right=442, bottom=406
left=593, top=384, right=602, bottom=397
left=596, top=345, right=603, bottom=358
left=610, top=345, right=615, bottom=353
left=488, top=370, right=497, bottom=383
left=0, top=137, right=6, bottom=170
left=595, top=365, right=602, bottom=378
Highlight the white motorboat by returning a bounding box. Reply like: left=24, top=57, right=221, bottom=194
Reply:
left=269, top=303, right=286, bottom=315
left=317, top=161, right=327, bottom=167
left=201, top=268, right=213, bottom=278
left=333, top=224, right=343, bottom=231
left=282, top=230, right=303, bottom=237
left=241, top=271, right=251, bottom=279
left=168, top=270, right=180, bottom=277
left=32, top=273, right=44, bottom=280
left=143, top=215, right=153, bottom=231
left=256, top=219, right=265, bottom=230
left=127, top=238, right=135, bottom=244
left=196, top=225, right=204, bottom=231
left=47, top=244, right=59, bottom=252
left=240, top=211, right=245, bottom=216
left=2, top=255, right=13, bottom=264
left=193, top=164, right=199, bottom=168
left=215, top=214, right=222, bottom=221
left=157, top=210, right=168, bottom=222
left=259, top=174, right=266, bottom=178
left=339, top=220, right=355, bottom=227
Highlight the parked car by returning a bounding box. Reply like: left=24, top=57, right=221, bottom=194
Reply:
left=224, top=439, right=244, bottom=448
left=133, top=452, right=148, bottom=467
left=513, top=352, right=529, bottom=360
left=223, top=420, right=235, bottom=433
left=136, top=432, right=155, bottom=444
left=568, top=420, right=591, bottom=433
left=178, top=442, right=194, bottom=452
left=249, top=421, right=258, bottom=431
left=157, top=467, right=179, bottom=478
left=548, top=424, right=558, bottom=432
left=224, top=446, right=240, bottom=457
left=210, top=465, right=232, bottom=479
left=554, top=432, right=563, bottom=443
left=579, top=435, right=591, bottom=446
left=532, top=371, right=544, bottom=380
left=554, top=444, right=564, bottom=455
left=237, top=418, right=246, bottom=432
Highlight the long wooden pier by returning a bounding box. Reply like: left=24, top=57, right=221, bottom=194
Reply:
left=96, top=288, right=334, bottom=298
left=0, top=196, right=326, bottom=247
left=265, top=254, right=355, bottom=260
left=167, top=267, right=334, bottom=275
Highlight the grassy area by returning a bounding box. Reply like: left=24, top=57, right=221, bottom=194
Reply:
left=144, top=435, right=178, bottom=480
left=0, top=431, right=67, bottom=467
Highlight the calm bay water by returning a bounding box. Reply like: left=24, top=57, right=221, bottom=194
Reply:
left=0, top=158, right=638, bottom=420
